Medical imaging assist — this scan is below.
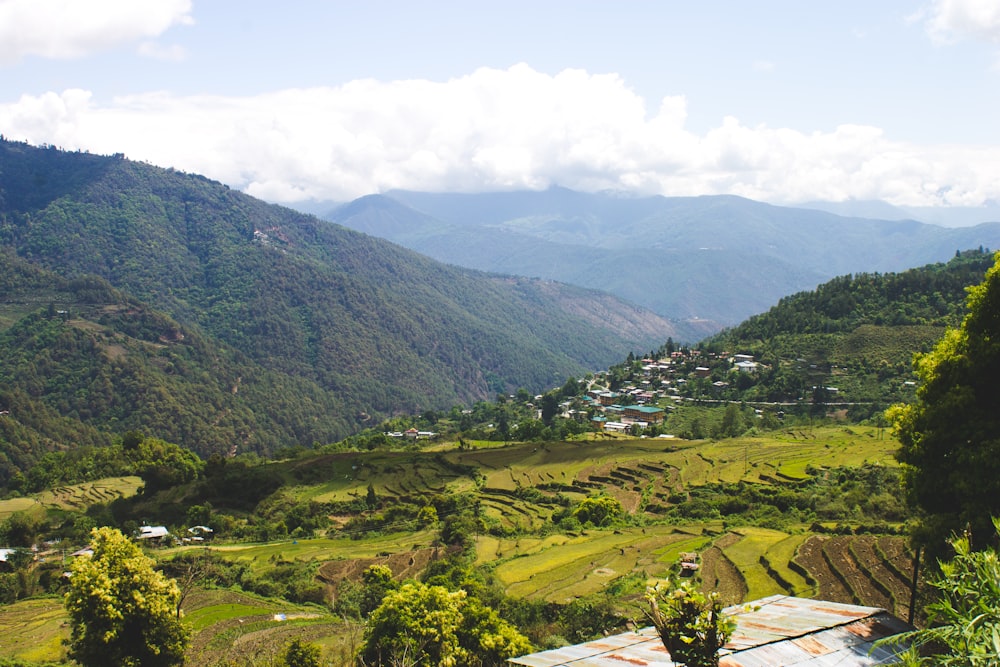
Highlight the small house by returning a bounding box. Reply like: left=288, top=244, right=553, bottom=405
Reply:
left=137, top=525, right=169, bottom=541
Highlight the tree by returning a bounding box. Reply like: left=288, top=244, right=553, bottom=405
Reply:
left=540, top=392, right=560, bottom=425
left=879, top=519, right=1000, bottom=665
left=644, top=580, right=734, bottom=667
left=888, top=253, right=1000, bottom=552
left=0, top=512, right=40, bottom=547
left=133, top=437, right=204, bottom=494
left=360, top=563, right=399, bottom=616
left=283, top=638, right=322, bottom=667
left=359, top=581, right=531, bottom=667
left=573, top=494, right=623, bottom=528
left=65, top=527, right=189, bottom=667
left=718, top=403, right=745, bottom=438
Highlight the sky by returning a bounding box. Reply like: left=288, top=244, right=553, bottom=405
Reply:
left=1, top=0, right=1000, bottom=209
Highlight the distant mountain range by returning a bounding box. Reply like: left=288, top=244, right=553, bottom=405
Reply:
left=325, top=188, right=1000, bottom=329
left=0, top=139, right=675, bottom=470
left=795, top=199, right=1000, bottom=228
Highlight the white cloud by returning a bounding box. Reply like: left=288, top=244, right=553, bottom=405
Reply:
left=137, top=41, right=187, bottom=62
left=0, top=0, right=193, bottom=65
left=1, top=64, right=998, bottom=207
left=923, top=0, right=1000, bottom=44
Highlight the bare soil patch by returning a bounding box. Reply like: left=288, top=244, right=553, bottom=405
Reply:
left=699, top=544, right=747, bottom=605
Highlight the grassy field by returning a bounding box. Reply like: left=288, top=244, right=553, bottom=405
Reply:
left=170, top=528, right=440, bottom=575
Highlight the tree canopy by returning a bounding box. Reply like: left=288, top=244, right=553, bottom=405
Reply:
left=888, top=252, right=1000, bottom=551
left=359, top=580, right=531, bottom=667
left=64, top=526, right=189, bottom=667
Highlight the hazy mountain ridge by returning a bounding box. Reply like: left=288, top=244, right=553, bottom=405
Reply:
left=327, top=188, right=1000, bottom=327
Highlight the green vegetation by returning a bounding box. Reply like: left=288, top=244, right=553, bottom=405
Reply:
left=0, top=138, right=669, bottom=476
left=889, top=252, right=1000, bottom=555
left=359, top=580, right=531, bottom=667
left=696, top=249, right=995, bottom=419
left=644, top=579, right=734, bottom=667
left=5, top=139, right=1000, bottom=665
left=880, top=519, right=1000, bottom=665
left=65, top=527, right=188, bottom=667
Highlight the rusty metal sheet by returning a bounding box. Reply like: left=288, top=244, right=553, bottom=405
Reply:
left=509, top=596, right=910, bottom=667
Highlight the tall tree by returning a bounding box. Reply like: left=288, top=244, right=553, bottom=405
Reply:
left=888, top=252, right=1000, bottom=552
left=359, top=581, right=531, bottom=667
left=65, top=527, right=189, bottom=667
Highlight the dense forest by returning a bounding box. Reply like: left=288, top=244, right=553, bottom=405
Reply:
left=0, top=139, right=674, bottom=475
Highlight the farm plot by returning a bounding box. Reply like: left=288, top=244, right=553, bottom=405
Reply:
left=38, top=476, right=142, bottom=510
left=849, top=535, right=914, bottom=618
left=303, top=453, right=469, bottom=504
left=194, top=529, right=439, bottom=569
left=721, top=528, right=795, bottom=601
left=491, top=526, right=700, bottom=603
left=791, top=534, right=914, bottom=611
left=0, top=597, right=69, bottom=664
left=794, top=536, right=854, bottom=604
left=479, top=488, right=555, bottom=533
left=184, top=588, right=341, bottom=667
left=0, top=496, right=40, bottom=520
left=317, top=546, right=448, bottom=586
left=761, top=533, right=813, bottom=597
left=697, top=533, right=747, bottom=606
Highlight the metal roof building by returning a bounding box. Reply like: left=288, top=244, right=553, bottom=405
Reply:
left=510, top=595, right=912, bottom=667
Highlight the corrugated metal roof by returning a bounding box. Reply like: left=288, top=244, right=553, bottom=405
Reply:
left=510, top=596, right=911, bottom=667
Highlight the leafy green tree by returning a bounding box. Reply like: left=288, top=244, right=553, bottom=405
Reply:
left=540, top=392, right=560, bottom=425
left=133, top=437, right=204, bottom=494
left=360, top=563, right=399, bottom=616
left=65, top=526, right=189, bottom=667
left=416, top=504, right=438, bottom=527
left=559, top=595, right=623, bottom=643
left=359, top=581, right=531, bottom=667
left=888, top=253, right=1000, bottom=551
left=718, top=403, right=745, bottom=438
left=573, top=494, right=623, bottom=527
left=644, top=580, right=734, bottom=667
left=283, top=638, right=322, bottom=667
left=0, top=512, right=40, bottom=547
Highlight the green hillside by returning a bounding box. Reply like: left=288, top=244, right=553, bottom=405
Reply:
left=684, top=249, right=996, bottom=416
left=0, top=139, right=676, bottom=467
left=0, top=251, right=357, bottom=479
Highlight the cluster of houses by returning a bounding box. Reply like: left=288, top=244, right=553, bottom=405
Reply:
left=581, top=351, right=761, bottom=433
left=135, top=524, right=213, bottom=546
left=385, top=428, right=438, bottom=440
left=584, top=389, right=667, bottom=433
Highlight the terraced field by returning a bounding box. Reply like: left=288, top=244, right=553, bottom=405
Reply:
left=38, top=476, right=143, bottom=510
left=0, top=476, right=142, bottom=520
left=0, top=597, right=69, bottom=664
left=474, top=523, right=915, bottom=618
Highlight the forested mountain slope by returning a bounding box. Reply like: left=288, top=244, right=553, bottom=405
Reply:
left=0, top=139, right=676, bottom=467
left=691, top=250, right=996, bottom=415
